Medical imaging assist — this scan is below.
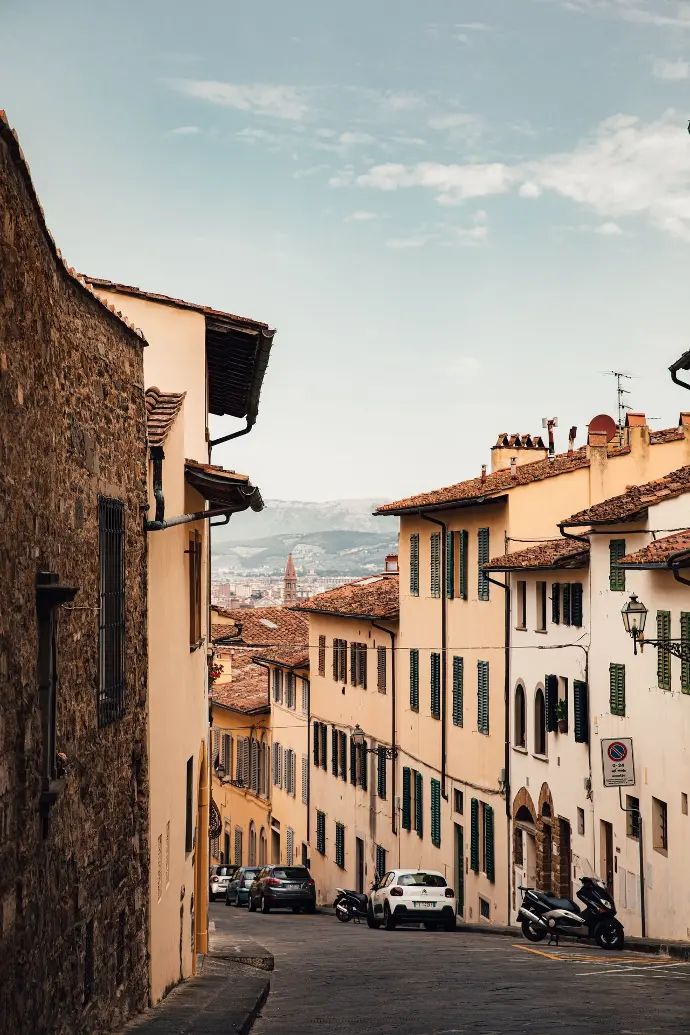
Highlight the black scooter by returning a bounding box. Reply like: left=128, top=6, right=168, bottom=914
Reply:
left=518, top=876, right=624, bottom=950
left=334, top=887, right=369, bottom=923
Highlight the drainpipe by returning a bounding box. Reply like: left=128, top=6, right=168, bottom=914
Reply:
left=558, top=522, right=591, bottom=547
left=669, top=361, right=690, bottom=394
left=145, top=504, right=258, bottom=532
left=373, top=622, right=397, bottom=835
left=420, top=512, right=448, bottom=800
left=209, top=419, right=254, bottom=450
left=484, top=570, right=511, bottom=926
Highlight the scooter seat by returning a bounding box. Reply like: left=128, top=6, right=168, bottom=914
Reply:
left=543, top=896, right=580, bottom=913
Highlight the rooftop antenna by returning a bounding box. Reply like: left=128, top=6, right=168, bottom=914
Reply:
left=604, top=371, right=633, bottom=442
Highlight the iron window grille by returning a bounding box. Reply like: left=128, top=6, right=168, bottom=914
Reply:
left=98, top=497, right=126, bottom=726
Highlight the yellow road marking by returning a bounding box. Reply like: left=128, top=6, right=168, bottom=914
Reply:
left=512, top=944, right=673, bottom=966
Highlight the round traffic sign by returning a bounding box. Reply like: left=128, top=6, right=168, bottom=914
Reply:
left=607, top=741, right=627, bottom=762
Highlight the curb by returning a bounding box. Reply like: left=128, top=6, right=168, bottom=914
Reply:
left=456, top=921, right=690, bottom=960
left=238, top=980, right=270, bottom=1035
left=209, top=931, right=275, bottom=972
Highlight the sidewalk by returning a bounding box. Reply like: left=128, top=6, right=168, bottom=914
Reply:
left=456, top=920, right=690, bottom=961
left=120, top=930, right=273, bottom=1035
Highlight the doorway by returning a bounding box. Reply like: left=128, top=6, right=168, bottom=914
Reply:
left=600, top=820, right=614, bottom=894
left=559, top=819, right=572, bottom=899
left=356, top=838, right=365, bottom=894
left=541, top=822, right=552, bottom=893
left=224, top=831, right=230, bottom=866
left=271, top=828, right=280, bottom=864
left=454, top=824, right=464, bottom=917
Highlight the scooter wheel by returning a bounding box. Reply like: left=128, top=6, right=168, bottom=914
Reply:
left=335, top=904, right=352, bottom=923
left=521, top=918, right=547, bottom=943
left=594, top=919, right=624, bottom=950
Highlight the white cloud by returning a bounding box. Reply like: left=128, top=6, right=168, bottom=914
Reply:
left=170, top=125, right=200, bottom=135
left=329, top=166, right=355, bottom=187
left=346, top=210, right=379, bottom=222
left=386, top=234, right=434, bottom=249
left=455, top=225, right=489, bottom=243
left=166, top=79, right=311, bottom=120
left=356, top=161, right=518, bottom=204
left=456, top=21, right=491, bottom=30
left=293, top=164, right=330, bottom=179
left=519, top=181, right=543, bottom=198
left=553, top=0, right=690, bottom=29
left=339, top=131, right=376, bottom=146
left=653, top=57, right=690, bottom=80
left=596, top=221, right=624, bottom=234
left=428, top=112, right=478, bottom=131
left=236, top=127, right=275, bottom=141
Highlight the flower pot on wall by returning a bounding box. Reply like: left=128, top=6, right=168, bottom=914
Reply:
left=557, top=718, right=568, bottom=734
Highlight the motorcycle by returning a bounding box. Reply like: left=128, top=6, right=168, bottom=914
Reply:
left=334, top=887, right=369, bottom=923
left=518, top=875, right=624, bottom=950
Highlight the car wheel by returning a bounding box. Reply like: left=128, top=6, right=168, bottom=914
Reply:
left=292, top=906, right=301, bottom=914
left=234, top=894, right=242, bottom=909
left=260, top=895, right=271, bottom=914
left=305, top=902, right=316, bottom=914
left=521, top=918, right=546, bottom=942
left=443, top=916, right=457, bottom=932
left=225, top=895, right=231, bottom=907
left=366, top=903, right=381, bottom=929
left=248, top=893, right=257, bottom=912
left=383, top=901, right=396, bottom=931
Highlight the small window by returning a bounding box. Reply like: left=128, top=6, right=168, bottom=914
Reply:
left=430, top=652, right=441, bottom=719
left=534, top=688, right=547, bottom=756
left=479, top=897, right=490, bottom=921
left=188, top=529, right=202, bottom=648
left=98, top=496, right=126, bottom=725
left=335, top=822, right=345, bottom=868
left=375, top=844, right=387, bottom=878
left=185, top=757, right=194, bottom=854
left=516, top=581, right=527, bottom=629
left=477, top=661, right=489, bottom=735
left=454, top=789, right=464, bottom=814
left=626, top=795, right=640, bottom=840
left=409, top=649, right=419, bottom=711
left=377, top=747, right=387, bottom=799
left=609, top=663, right=626, bottom=716
left=514, top=684, right=526, bottom=748
left=652, top=797, right=668, bottom=853
left=536, top=581, right=547, bottom=632
left=657, top=611, right=671, bottom=690
left=577, top=807, right=585, bottom=836
left=316, top=810, right=326, bottom=854
left=682, top=792, right=688, bottom=816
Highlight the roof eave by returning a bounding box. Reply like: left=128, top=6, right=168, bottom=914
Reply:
left=253, top=657, right=310, bottom=672
left=291, top=606, right=399, bottom=622
left=560, top=510, right=648, bottom=528
left=375, top=494, right=509, bottom=518
left=484, top=560, right=589, bottom=573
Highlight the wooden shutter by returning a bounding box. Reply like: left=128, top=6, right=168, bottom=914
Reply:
left=243, top=739, right=250, bottom=787
left=609, top=663, right=625, bottom=716
left=484, top=805, right=495, bottom=882
left=431, top=778, right=441, bottom=847
left=350, top=737, right=357, bottom=784
left=470, top=798, right=479, bottom=872
left=332, top=639, right=338, bottom=680
left=681, top=612, right=690, bottom=693
left=316, top=811, right=326, bottom=854
left=477, top=661, right=489, bottom=734
left=377, top=747, right=387, bottom=799
left=573, top=681, right=589, bottom=743
left=302, top=755, right=309, bottom=803
left=340, top=640, right=347, bottom=682
left=321, top=723, right=328, bottom=770
left=251, top=740, right=259, bottom=791
left=318, top=635, right=326, bottom=676
left=350, top=643, right=357, bottom=686
left=414, top=772, right=423, bottom=836
left=477, top=528, right=490, bottom=601
left=335, top=822, right=345, bottom=867
left=452, top=656, right=463, bottom=726
left=339, top=731, right=347, bottom=780
left=545, top=674, right=558, bottom=732
left=377, top=646, right=387, bottom=693
left=551, top=584, right=560, bottom=625
left=188, top=530, right=202, bottom=647
left=459, top=530, right=469, bottom=600
left=331, top=727, right=338, bottom=776
left=359, top=644, right=368, bottom=689
left=571, top=583, right=583, bottom=627
left=410, top=533, right=420, bottom=596
left=313, top=721, right=320, bottom=767
left=410, top=649, right=419, bottom=711
left=402, top=767, right=411, bottom=829
left=446, top=531, right=455, bottom=599
left=359, top=742, right=368, bottom=791
left=430, top=533, right=441, bottom=598
left=286, top=827, right=294, bottom=865
left=609, top=539, right=626, bottom=591
left=657, top=611, right=671, bottom=690
left=562, top=583, right=571, bottom=626
left=430, top=652, right=441, bottom=719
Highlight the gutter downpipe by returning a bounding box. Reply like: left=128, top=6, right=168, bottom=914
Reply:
left=484, top=570, right=511, bottom=927
left=667, top=546, right=690, bottom=588
left=558, top=522, right=592, bottom=547
left=669, top=362, right=690, bottom=394
left=373, top=621, right=397, bottom=835
left=209, top=419, right=254, bottom=450
left=145, top=504, right=257, bottom=532
left=420, top=512, right=449, bottom=801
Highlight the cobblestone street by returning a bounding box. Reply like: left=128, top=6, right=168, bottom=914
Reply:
left=211, top=903, right=690, bottom=1035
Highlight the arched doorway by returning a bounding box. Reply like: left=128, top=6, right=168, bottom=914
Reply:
left=512, top=790, right=537, bottom=916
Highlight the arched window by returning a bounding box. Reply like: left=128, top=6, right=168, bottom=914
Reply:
left=259, top=827, right=267, bottom=866
left=248, top=821, right=257, bottom=866
left=535, top=688, right=547, bottom=756
left=514, top=684, right=526, bottom=748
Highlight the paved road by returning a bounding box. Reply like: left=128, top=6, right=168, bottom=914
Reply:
left=210, top=903, right=690, bottom=1035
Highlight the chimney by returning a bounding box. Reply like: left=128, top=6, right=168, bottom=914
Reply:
left=510, top=457, right=517, bottom=481
left=542, top=417, right=558, bottom=455
left=384, top=554, right=399, bottom=573
left=568, top=426, right=577, bottom=454
left=679, top=413, right=690, bottom=426
left=481, top=464, right=487, bottom=485
left=490, top=432, right=548, bottom=473
left=624, top=411, right=649, bottom=454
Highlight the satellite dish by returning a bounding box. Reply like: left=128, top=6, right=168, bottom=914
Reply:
left=588, top=414, right=618, bottom=442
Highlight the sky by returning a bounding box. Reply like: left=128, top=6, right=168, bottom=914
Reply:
left=3, top=0, right=690, bottom=502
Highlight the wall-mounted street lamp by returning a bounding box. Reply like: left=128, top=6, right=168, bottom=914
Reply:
left=621, top=593, right=690, bottom=661
left=351, top=724, right=397, bottom=759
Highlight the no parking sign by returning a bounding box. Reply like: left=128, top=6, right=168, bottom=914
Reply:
left=601, top=737, right=635, bottom=787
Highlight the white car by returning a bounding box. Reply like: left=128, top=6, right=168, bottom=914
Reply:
left=209, top=864, right=238, bottom=902
left=368, top=869, right=456, bottom=931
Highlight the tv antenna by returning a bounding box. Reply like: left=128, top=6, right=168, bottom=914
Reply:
left=604, top=371, right=633, bottom=438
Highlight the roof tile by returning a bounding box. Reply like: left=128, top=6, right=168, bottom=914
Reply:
left=485, top=539, right=589, bottom=571
left=619, top=530, right=690, bottom=567
left=145, top=387, right=185, bottom=446
left=293, top=573, right=399, bottom=620
left=563, top=465, right=690, bottom=526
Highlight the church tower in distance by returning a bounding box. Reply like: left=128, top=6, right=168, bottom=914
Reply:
left=283, top=552, right=297, bottom=604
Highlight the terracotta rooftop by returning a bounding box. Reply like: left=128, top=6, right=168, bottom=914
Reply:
left=145, top=387, right=185, bottom=446
left=484, top=539, right=590, bottom=572
left=293, top=573, right=399, bottom=621
left=253, top=644, right=310, bottom=670
left=562, top=465, right=690, bottom=527
left=210, top=606, right=309, bottom=651
left=618, top=530, right=690, bottom=569
left=0, top=111, right=146, bottom=344
left=211, top=652, right=269, bottom=715
left=184, top=459, right=263, bottom=513
left=650, top=428, right=685, bottom=445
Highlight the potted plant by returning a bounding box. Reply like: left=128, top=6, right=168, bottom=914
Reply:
left=556, top=698, right=568, bottom=734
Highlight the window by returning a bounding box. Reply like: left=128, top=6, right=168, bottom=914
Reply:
left=316, top=810, right=326, bottom=854
left=285, top=748, right=296, bottom=795
left=534, top=688, right=546, bottom=755
left=652, top=797, right=668, bottom=853
left=514, top=684, right=526, bottom=748
left=83, top=918, right=94, bottom=1004
left=359, top=740, right=368, bottom=790
left=272, top=668, right=283, bottom=703
left=351, top=643, right=367, bottom=687
left=98, top=497, right=126, bottom=725
left=339, top=731, right=347, bottom=781
left=185, top=757, right=194, bottom=854
left=409, top=649, right=419, bottom=711
left=477, top=661, right=489, bottom=735
left=517, top=581, right=527, bottom=629
left=188, top=528, right=202, bottom=648
left=573, top=681, right=589, bottom=743
left=577, top=808, right=585, bottom=836
left=410, top=533, right=420, bottom=596
left=377, top=747, right=387, bottom=799
left=350, top=737, right=357, bottom=784
left=430, top=652, right=441, bottom=719
left=318, top=635, right=326, bottom=676
left=321, top=723, right=327, bottom=770
left=657, top=611, right=671, bottom=690
left=454, top=789, right=464, bottom=814
left=626, top=795, right=640, bottom=840
left=335, top=822, right=345, bottom=867
left=482, top=804, right=495, bottom=882
left=562, top=583, right=571, bottom=626
left=286, top=672, right=296, bottom=709
left=571, top=583, right=583, bottom=627
left=375, top=844, right=387, bottom=879
left=272, top=742, right=282, bottom=787
left=430, top=532, right=441, bottom=597
left=452, top=656, right=463, bottom=726
left=446, top=531, right=455, bottom=599
left=681, top=613, right=690, bottom=693
left=431, top=778, right=441, bottom=847
left=609, top=663, right=626, bottom=716
left=414, top=771, right=423, bottom=837
left=513, top=827, right=524, bottom=867
left=301, top=679, right=309, bottom=714
left=402, top=767, right=411, bottom=829
left=248, top=822, right=257, bottom=866
left=313, top=721, right=320, bottom=767
left=683, top=792, right=689, bottom=816
left=536, top=581, right=547, bottom=631
left=377, top=646, right=387, bottom=693
left=302, top=755, right=309, bottom=804
left=234, top=826, right=243, bottom=866
left=459, top=530, right=469, bottom=599
left=332, top=727, right=339, bottom=777
left=545, top=674, right=559, bottom=732
left=609, top=539, right=626, bottom=591
left=470, top=797, right=479, bottom=872
left=479, top=897, right=491, bottom=921
left=286, top=827, right=294, bottom=865
left=222, top=733, right=232, bottom=777
left=332, top=639, right=347, bottom=682
left=551, top=583, right=560, bottom=625
left=478, top=528, right=490, bottom=601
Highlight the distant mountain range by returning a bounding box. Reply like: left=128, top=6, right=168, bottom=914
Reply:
left=212, top=529, right=399, bottom=577
left=212, top=498, right=396, bottom=542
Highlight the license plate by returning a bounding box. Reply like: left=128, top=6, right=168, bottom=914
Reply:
left=414, top=900, right=435, bottom=907
left=285, top=884, right=299, bottom=890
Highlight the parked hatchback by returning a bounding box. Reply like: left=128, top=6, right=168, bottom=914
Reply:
left=225, top=867, right=260, bottom=907
left=209, top=864, right=239, bottom=902
left=248, top=865, right=316, bottom=914
left=368, top=869, right=456, bottom=930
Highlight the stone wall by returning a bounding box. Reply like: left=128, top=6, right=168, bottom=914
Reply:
left=0, top=115, right=150, bottom=1034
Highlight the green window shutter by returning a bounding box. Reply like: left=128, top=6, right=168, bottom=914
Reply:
left=359, top=742, right=368, bottom=791
left=410, top=533, right=420, bottom=597
left=402, top=767, right=411, bottom=829
left=571, top=583, right=583, bottom=627
left=430, top=652, right=441, bottom=719
left=332, top=727, right=338, bottom=776
left=375, top=844, right=386, bottom=878
left=459, top=530, right=469, bottom=600
left=409, top=649, right=419, bottom=711
left=484, top=805, right=495, bottom=882
left=470, top=798, right=479, bottom=872
left=350, top=643, right=357, bottom=686
left=477, top=661, right=489, bottom=734
left=609, top=539, right=626, bottom=592
left=562, top=583, right=571, bottom=626
left=545, top=674, right=558, bottom=732
left=478, top=528, right=490, bottom=601
left=452, top=656, right=464, bottom=727
left=681, top=613, right=690, bottom=693
left=377, top=646, right=387, bottom=693
left=415, top=772, right=423, bottom=836
left=377, top=747, right=387, bottom=799
left=430, top=533, right=441, bottom=598
left=350, top=737, right=357, bottom=785
left=335, top=822, right=345, bottom=867
left=316, top=811, right=326, bottom=854
left=573, top=680, right=589, bottom=743
left=609, top=663, right=626, bottom=716
left=360, top=644, right=368, bottom=690
left=446, top=531, right=455, bottom=599
left=313, top=722, right=319, bottom=767
left=431, top=778, right=441, bottom=847
left=657, top=611, right=671, bottom=690
left=339, top=731, right=347, bottom=780
left=321, top=723, right=328, bottom=770
left=551, top=584, right=560, bottom=625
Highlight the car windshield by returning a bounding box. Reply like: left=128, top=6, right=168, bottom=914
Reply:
left=212, top=866, right=235, bottom=877
left=243, top=869, right=259, bottom=880
left=397, top=873, right=447, bottom=887
left=272, top=867, right=310, bottom=880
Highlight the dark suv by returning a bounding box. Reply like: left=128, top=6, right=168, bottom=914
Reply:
left=248, top=865, right=316, bottom=914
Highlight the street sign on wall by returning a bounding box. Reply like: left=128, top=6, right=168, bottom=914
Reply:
left=601, top=738, right=635, bottom=787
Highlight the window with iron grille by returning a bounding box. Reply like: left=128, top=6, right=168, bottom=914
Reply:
left=302, top=754, right=309, bottom=804
left=410, top=533, right=420, bottom=596
left=430, top=652, right=441, bottom=719
left=377, top=646, right=387, bottom=693
left=316, top=810, right=326, bottom=854
left=188, top=528, right=202, bottom=647
left=318, top=635, right=326, bottom=676
left=335, top=822, right=345, bottom=867
left=430, top=532, right=441, bottom=598
left=98, top=497, right=126, bottom=725
left=409, top=649, right=419, bottom=711
left=185, top=756, right=194, bottom=854
left=477, top=528, right=490, bottom=601
left=377, top=746, right=387, bottom=799
left=375, top=844, right=386, bottom=879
